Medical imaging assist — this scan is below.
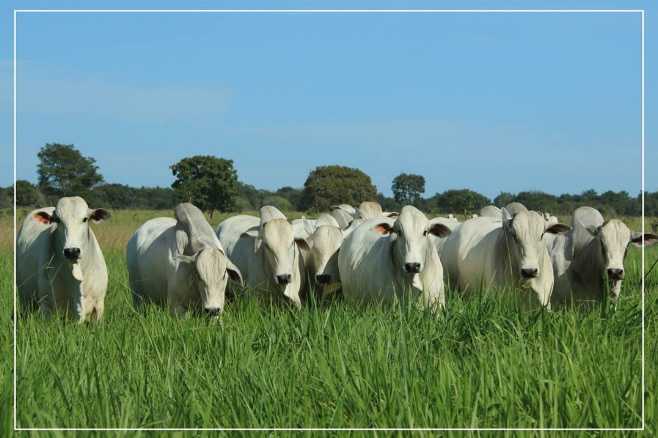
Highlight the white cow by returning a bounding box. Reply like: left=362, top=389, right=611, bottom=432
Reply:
left=302, top=214, right=344, bottom=301
left=216, top=206, right=309, bottom=309
left=330, top=203, right=358, bottom=218
left=479, top=205, right=502, bottom=218
left=338, top=206, right=452, bottom=309
left=545, top=206, right=658, bottom=309
left=329, top=208, right=354, bottom=231
left=357, top=201, right=383, bottom=220
left=430, top=216, right=463, bottom=255
left=543, top=212, right=559, bottom=225
left=505, top=202, right=528, bottom=216
left=291, top=216, right=317, bottom=240
left=127, top=203, right=242, bottom=317
left=440, top=208, right=570, bottom=310
left=343, top=211, right=399, bottom=238
left=17, top=197, right=111, bottom=321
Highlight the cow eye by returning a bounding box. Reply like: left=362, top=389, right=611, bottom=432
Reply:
left=423, top=230, right=428, bottom=236
left=82, top=217, right=88, bottom=223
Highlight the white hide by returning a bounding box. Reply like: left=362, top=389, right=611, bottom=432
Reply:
left=440, top=209, right=570, bottom=310
left=303, top=214, right=344, bottom=300
left=17, top=197, right=111, bottom=321
left=544, top=206, right=658, bottom=309
left=356, top=201, right=383, bottom=220
left=126, top=203, right=242, bottom=317
left=338, top=206, right=451, bottom=310
left=216, top=206, right=308, bottom=309
left=479, top=205, right=502, bottom=218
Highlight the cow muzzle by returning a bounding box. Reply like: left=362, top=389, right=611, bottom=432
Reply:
left=607, top=268, right=624, bottom=280
left=63, top=247, right=81, bottom=261
left=404, top=263, right=421, bottom=274
left=204, top=307, right=221, bottom=318
left=276, top=274, right=292, bottom=285
left=521, top=268, right=538, bottom=279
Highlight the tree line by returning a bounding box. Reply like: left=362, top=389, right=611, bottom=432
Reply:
left=4, top=142, right=658, bottom=217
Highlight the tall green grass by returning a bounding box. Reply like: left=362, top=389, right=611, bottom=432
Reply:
left=3, top=211, right=658, bottom=433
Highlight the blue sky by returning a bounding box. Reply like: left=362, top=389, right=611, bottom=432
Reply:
left=1, top=1, right=656, bottom=201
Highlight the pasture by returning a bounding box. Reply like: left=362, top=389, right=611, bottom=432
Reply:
left=3, top=209, right=658, bottom=433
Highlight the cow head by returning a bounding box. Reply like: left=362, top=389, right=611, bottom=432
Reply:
left=374, top=206, right=451, bottom=280
left=241, top=218, right=309, bottom=309
left=176, top=247, right=242, bottom=318
left=502, top=208, right=570, bottom=282
left=34, top=197, right=110, bottom=277
left=583, top=219, right=658, bottom=300
left=309, top=224, right=343, bottom=288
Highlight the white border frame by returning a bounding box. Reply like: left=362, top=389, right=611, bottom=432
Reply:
left=12, top=8, right=646, bottom=432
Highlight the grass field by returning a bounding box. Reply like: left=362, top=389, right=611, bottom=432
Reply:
left=3, top=209, right=658, bottom=434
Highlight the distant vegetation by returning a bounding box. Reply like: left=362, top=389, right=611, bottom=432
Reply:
left=5, top=142, right=658, bottom=217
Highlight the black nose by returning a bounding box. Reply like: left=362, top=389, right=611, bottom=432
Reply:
left=607, top=269, right=624, bottom=280
left=276, top=274, right=292, bottom=285
left=316, top=274, right=331, bottom=284
left=521, top=268, right=538, bottom=278
left=63, top=248, right=81, bottom=260
left=204, top=307, right=221, bottom=317
left=405, top=263, right=421, bottom=273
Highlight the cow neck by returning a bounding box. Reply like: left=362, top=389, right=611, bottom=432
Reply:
left=50, top=224, right=91, bottom=282
left=498, top=226, right=517, bottom=285
left=570, top=235, right=606, bottom=291
left=389, top=233, right=413, bottom=292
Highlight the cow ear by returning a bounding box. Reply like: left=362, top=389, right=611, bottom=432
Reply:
left=295, top=238, right=310, bottom=252
left=302, top=217, right=315, bottom=236
left=373, top=223, right=393, bottom=235
left=579, top=220, right=601, bottom=238
left=630, top=232, right=658, bottom=247
left=174, top=254, right=196, bottom=264
left=428, top=223, right=452, bottom=238
left=544, top=223, right=571, bottom=235
left=89, top=208, right=111, bottom=223
left=226, top=261, right=244, bottom=286
left=501, top=207, right=512, bottom=223
left=240, top=229, right=260, bottom=239
left=386, top=212, right=399, bottom=219
left=33, top=211, right=53, bottom=225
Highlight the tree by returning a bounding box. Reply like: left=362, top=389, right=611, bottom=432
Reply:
left=0, top=186, right=11, bottom=209
left=431, top=189, right=490, bottom=214
left=262, top=195, right=292, bottom=212
left=391, top=173, right=425, bottom=206
left=377, top=192, right=401, bottom=212
left=275, top=186, right=304, bottom=210
left=170, top=155, right=238, bottom=217
left=515, top=191, right=559, bottom=213
left=493, top=192, right=515, bottom=208
left=37, top=143, right=104, bottom=199
left=15, top=180, right=39, bottom=207
left=301, top=165, right=377, bottom=211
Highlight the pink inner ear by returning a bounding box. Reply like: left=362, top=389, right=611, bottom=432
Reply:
left=374, top=225, right=390, bottom=235
left=33, top=213, right=50, bottom=224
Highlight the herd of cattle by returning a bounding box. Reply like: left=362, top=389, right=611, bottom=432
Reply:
left=16, top=196, right=658, bottom=322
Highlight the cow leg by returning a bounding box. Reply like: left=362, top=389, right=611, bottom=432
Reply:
left=169, top=293, right=188, bottom=317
